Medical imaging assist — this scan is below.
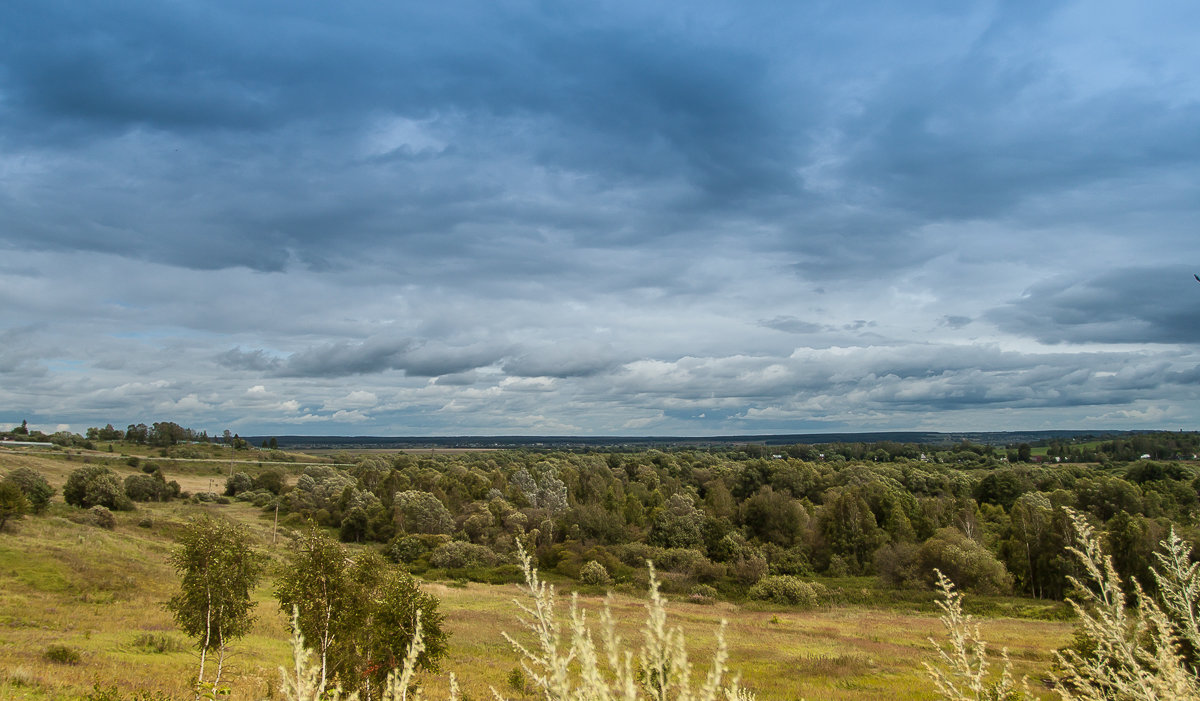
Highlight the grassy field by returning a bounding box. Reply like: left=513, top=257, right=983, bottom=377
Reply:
left=0, top=450, right=1073, bottom=700
left=1028, top=440, right=1106, bottom=457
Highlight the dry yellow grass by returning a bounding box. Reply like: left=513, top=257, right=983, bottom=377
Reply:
left=424, top=582, right=1068, bottom=700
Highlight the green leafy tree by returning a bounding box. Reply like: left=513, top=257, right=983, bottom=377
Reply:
left=999, top=495, right=1074, bottom=599
left=648, top=493, right=705, bottom=550
left=63, top=466, right=134, bottom=511
left=276, top=529, right=351, bottom=691
left=740, top=486, right=806, bottom=547
left=124, top=472, right=173, bottom=502
left=2, top=467, right=55, bottom=513
left=816, top=488, right=885, bottom=574
left=917, top=528, right=1012, bottom=595
left=0, top=481, right=29, bottom=531
left=353, top=552, right=448, bottom=687
left=166, top=516, right=265, bottom=699
left=394, top=490, right=454, bottom=535
left=276, top=530, right=447, bottom=697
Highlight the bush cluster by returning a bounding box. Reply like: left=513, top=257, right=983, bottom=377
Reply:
left=43, top=643, right=82, bottom=665
left=748, top=575, right=828, bottom=608
left=430, top=540, right=500, bottom=569
left=64, top=466, right=134, bottom=511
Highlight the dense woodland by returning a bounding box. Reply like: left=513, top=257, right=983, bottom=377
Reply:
left=259, top=437, right=1200, bottom=604
left=10, top=422, right=1197, bottom=606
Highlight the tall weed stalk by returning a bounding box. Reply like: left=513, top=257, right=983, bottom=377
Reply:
left=928, top=508, right=1200, bottom=701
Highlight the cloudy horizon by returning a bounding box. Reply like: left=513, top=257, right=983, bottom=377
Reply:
left=2, top=1, right=1199, bottom=437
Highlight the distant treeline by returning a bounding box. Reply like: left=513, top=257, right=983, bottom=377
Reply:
left=249, top=429, right=1152, bottom=451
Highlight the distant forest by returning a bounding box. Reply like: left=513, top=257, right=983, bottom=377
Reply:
left=245, top=429, right=1150, bottom=451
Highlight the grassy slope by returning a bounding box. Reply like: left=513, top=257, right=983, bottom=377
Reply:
left=1, top=450, right=1072, bottom=700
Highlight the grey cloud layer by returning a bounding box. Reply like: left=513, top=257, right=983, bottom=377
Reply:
left=989, top=267, right=1200, bottom=345
left=1, top=1, right=1198, bottom=434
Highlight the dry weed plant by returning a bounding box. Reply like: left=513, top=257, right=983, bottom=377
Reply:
left=494, top=544, right=756, bottom=701
left=924, top=570, right=1022, bottom=701
left=928, top=508, right=1200, bottom=701
left=1050, top=511, right=1198, bottom=700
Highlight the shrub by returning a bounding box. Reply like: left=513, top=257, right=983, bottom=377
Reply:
left=2, top=467, right=55, bottom=513
left=89, top=505, right=116, bottom=529
left=225, top=472, right=253, bottom=497
left=612, top=543, right=712, bottom=574
left=690, top=583, right=719, bottom=604
left=44, top=643, right=82, bottom=665
left=579, top=560, right=612, bottom=586
left=388, top=534, right=431, bottom=564
left=918, top=528, right=1012, bottom=595
left=253, top=469, right=287, bottom=495
left=243, top=489, right=276, bottom=508
left=132, top=632, right=186, bottom=654
left=124, top=473, right=172, bottom=502
left=731, top=552, right=768, bottom=585
left=748, top=575, right=826, bottom=608
left=64, top=466, right=133, bottom=510
left=507, top=666, right=528, bottom=694
left=85, top=685, right=175, bottom=701
left=874, top=541, right=923, bottom=589
left=430, top=541, right=499, bottom=569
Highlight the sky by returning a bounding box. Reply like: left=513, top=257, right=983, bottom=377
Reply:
left=2, top=1, right=1199, bottom=437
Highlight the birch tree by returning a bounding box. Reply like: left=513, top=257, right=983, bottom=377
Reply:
left=167, top=516, right=265, bottom=699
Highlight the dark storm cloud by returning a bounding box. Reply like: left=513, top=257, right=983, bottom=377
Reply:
left=0, top=0, right=791, bottom=181
left=216, top=348, right=282, bottom=373
left=0, top=0, right=803, bottom=279
left=759, top=316, right=830, bottom=334
left=4, top=1, right=1193, bottom=282
left=988, top=267, right=1200, bottom=344
left=280, top=336, right=508, bottom=378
